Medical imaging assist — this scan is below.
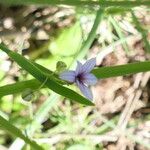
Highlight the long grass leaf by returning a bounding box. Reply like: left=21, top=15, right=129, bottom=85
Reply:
left=0, top=115, right=43, bottom=150
left=1, top=61, right=150, bottom=97
left=0, top=0, right=150, bottom=8
left=9, top=93, right=59, bottom=150
left=92, top=61, right=150, bottom=78
left=75, top=8, right=104, bottom=60
left=106, top=7, right=131, bottom=15
left=26, top=93, right=59, bottom=136
left=109, top=16, right=130, bottom=53
left=131, top=11, right=150, bottom=53
left=0, top=79, right=41, bottom=97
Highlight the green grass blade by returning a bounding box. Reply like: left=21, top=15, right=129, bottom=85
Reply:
left=0, top=115, right=43, bottom=150
left=10, top=93, right=59, bottom=149
left=0, top=79, right=41, bottom=97
left=92, top=61, right=150, bottom=78
left=0, top=61, right=56, bottom=97
left=131, top=11, right=150, bottom=53
left=26, top=93, right=59, bottom=136
left=33, top=62, right=54, bottom=75
left=0, top=44, right=93, bottom=106
left=1, top=61, right=150, bottom=97
left=109, top=16, right=130, bottom=53
left=106, top=7, right=131, bottom=15
left=75, top=8, right=104, bottom=60
left=0, top=0, right=150, bottom=8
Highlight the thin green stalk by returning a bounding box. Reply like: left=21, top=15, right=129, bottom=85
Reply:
left=73, top=8, right=104, bottom=63
left=0, top=115, right=43, bottom=150
left=26, top=93, right=59, bottom=136
left=109, top=16, right=130, bottom=53
left=131, top=11, right=150, bottom=53
left=0, top=0, right=150, bottom=8
left=29, top=102, right=33, bottom=120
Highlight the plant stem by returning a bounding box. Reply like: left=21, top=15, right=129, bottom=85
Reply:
left=77, top=8, right=104, bottom=59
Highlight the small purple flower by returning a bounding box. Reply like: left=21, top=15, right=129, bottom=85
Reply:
left=59, top=58, right=98, bottom=100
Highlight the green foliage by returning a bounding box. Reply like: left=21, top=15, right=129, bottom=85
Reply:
left=49, top=22, right=82, bottom=56
left=0, top=0, right=150, bottom=8
left=131, top=11, right=150, bottom=53
left=92, top=61, right=150, bottom=78
left=25, top=93, right=60, bottom=136
left=56, top=61, right=67, bottom=73
left=21, top=88, right=35, bottom=102
left=1, top=61, right=150, bottom=97
left=0, top=79, right=41, bottom=98
left=109, top=16, right=130, bottom=53
left=0, top=115, right=43, bottom=150
left=0, top=44, right=93, bottom=106
left=0, top=1, right=150, bottom=149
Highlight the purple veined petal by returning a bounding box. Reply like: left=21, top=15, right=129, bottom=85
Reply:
left=59, top=70, right=76, bottom=83
left=76, top=80, right=93, bottom=100
left=82, top=58, right=96, bottom=73
left=83, top=73, right=98, bottom=85
left=75, top=61, right=83, bottom=75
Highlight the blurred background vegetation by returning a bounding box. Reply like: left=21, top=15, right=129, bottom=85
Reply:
left=0, top=0, right=150, bottom=150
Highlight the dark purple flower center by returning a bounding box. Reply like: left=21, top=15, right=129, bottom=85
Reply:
left=76, top=73, right=85, bottom=83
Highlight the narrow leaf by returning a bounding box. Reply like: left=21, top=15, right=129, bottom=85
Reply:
left=109, top=16, right=129, bottom=53
left=0, top=115, right=43, bottom=150
left=0, top=79, right=41, bottom=98
left=132, top=11, right=150, bottom=53
left=0, top=0, right=150, bottom=8
left=92, top=61, right=150, bottom=78
left=1, top=61, right=150, bottom=97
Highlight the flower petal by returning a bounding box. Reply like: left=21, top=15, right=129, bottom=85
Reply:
left=59, top=70, right=76, bottom=83
left=76, top=80, right=93, bottom=100
left=75, top=61, right=83, bottom=75
left=82, top=58, right=96, bottom=73
left=83, top=73, right=98, bottom=85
